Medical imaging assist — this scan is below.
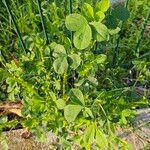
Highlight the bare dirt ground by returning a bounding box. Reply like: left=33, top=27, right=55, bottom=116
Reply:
left=0, top=108, right=149, bottom=150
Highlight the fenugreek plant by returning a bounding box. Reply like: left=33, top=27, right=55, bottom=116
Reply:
left=0, top=0, right=149, bottom=149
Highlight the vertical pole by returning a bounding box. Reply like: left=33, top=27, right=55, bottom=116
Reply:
left=68, top=0, right=73, bottom=42
left=37, top=0, right=49, bottom=44
left=135, top=9, right=150, bottom=57
left=68, top=0, right=75, bottom=87
left=4, top=0, right=28, bottom=53
left=112, top=0, right=130, bottom=67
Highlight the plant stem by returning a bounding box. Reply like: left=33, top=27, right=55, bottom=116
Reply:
left=0, top=50, right=7, bottom=63
left=4, top=0, right=28, bottom=53
left=135, top=8, right=150, bottom=57
left=62, top=73, right=67, bottom=97
left=112, top=0, right=130, bottom=67
left=37, top=0, right=49, bottom=44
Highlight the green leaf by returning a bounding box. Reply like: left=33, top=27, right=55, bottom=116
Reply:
left=96, top=54, right=107, bottom=64
left=55, top=99, right=66, bottom=110
left=82, top=3, right=94, bottom=21
left=105, top=14, right=118, bottom=29
left=6, top=77, right=16, bottom=93
left=122, top=109, right=132, bottom=117
left=69, top=88, right=85, bottom=106
left=49, top=91, right=57, bottom=101
left=68, top=54, right=82, bottom=70
left=52, top=44, right=66, bottom=58
left=53, top=56, right=68, bottom=74
left=65, top=14, right=87, bottom=31
left=60, top=138, right=71, bottom=150
left=74, top=79, right=86, bottom=87
left=64, top=105, right=83, bottom=123
left=109, top=27, right=120, bottom=35
left=91, top=22, right=109, bottom=42
left=96, top=128, right=108, bottom=149
left=83, top=124, right=95, bottom=145
left=95, top=11, right=105, bottom=22
left=113, top=6, right=130, bottom=21
left=120, top=116, right=127, bottom=125
left=96, top=0, right=110, bottom=13
left=85, top=107, right=94, bottom=118
left=88, top=76, right=98, bottom=86
left=73, top=24, right=92, bottom=49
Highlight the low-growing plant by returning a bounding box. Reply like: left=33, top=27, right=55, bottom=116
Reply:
left=0, top=0, right=149, bottom=149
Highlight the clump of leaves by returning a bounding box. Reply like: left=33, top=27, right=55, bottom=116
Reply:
left=0, top=0, right=148, bottom=149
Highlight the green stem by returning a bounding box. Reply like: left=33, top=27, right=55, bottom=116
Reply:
left=37, top=0, right=49, bottom=44
left=135, top=9, right=150, bottom=57
left=0, top=50, right=7, bottom=63
left=4, top=0, right=28, bottom=53
left=62, top=73, right=67, bottom=97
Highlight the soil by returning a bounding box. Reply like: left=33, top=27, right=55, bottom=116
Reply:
left=0, top=108, right=149, bottom=150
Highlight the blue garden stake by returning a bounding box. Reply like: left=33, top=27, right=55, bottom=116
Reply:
left=37, top=0, right=49, bottom=44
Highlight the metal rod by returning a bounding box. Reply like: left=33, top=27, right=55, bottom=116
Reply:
left=4, top=0, right=28, bottom=53
left=135, top=8, right=150, bottom=56
left=68, top=0, right=73, bottom=42
left=112, top=0, right=130, bottom=67
left=37, top=0, right=49, bottom=44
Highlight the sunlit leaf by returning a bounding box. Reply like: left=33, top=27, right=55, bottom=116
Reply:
left=52, top=44, right=66, bottom=58
left=55, top=99, right=66, bottom=110
left=82, top=3, right=94, bottom=21
left=96, top=128, right=108, bottom=149
left=53, top=56, right=68, bottom=74
left=68, top=54, right=82, bottom=70
left=64, top=105, right=83, bottom=123
left=83, top=123, right=95, bottom=144
left=69, top=88, right=85, bottom=106
left=96, top=54, right=107, bottom=64
left=73, top=24, right=92, bottom=49
left=95, top=11, right=105, bottom=22
left=65, top=14, right=87, bottom=31
left=91, top=21, right=109, bottom=42
left=85, top=107, right=94, bottom=118
left=96, top=0, right=110, bottom=12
